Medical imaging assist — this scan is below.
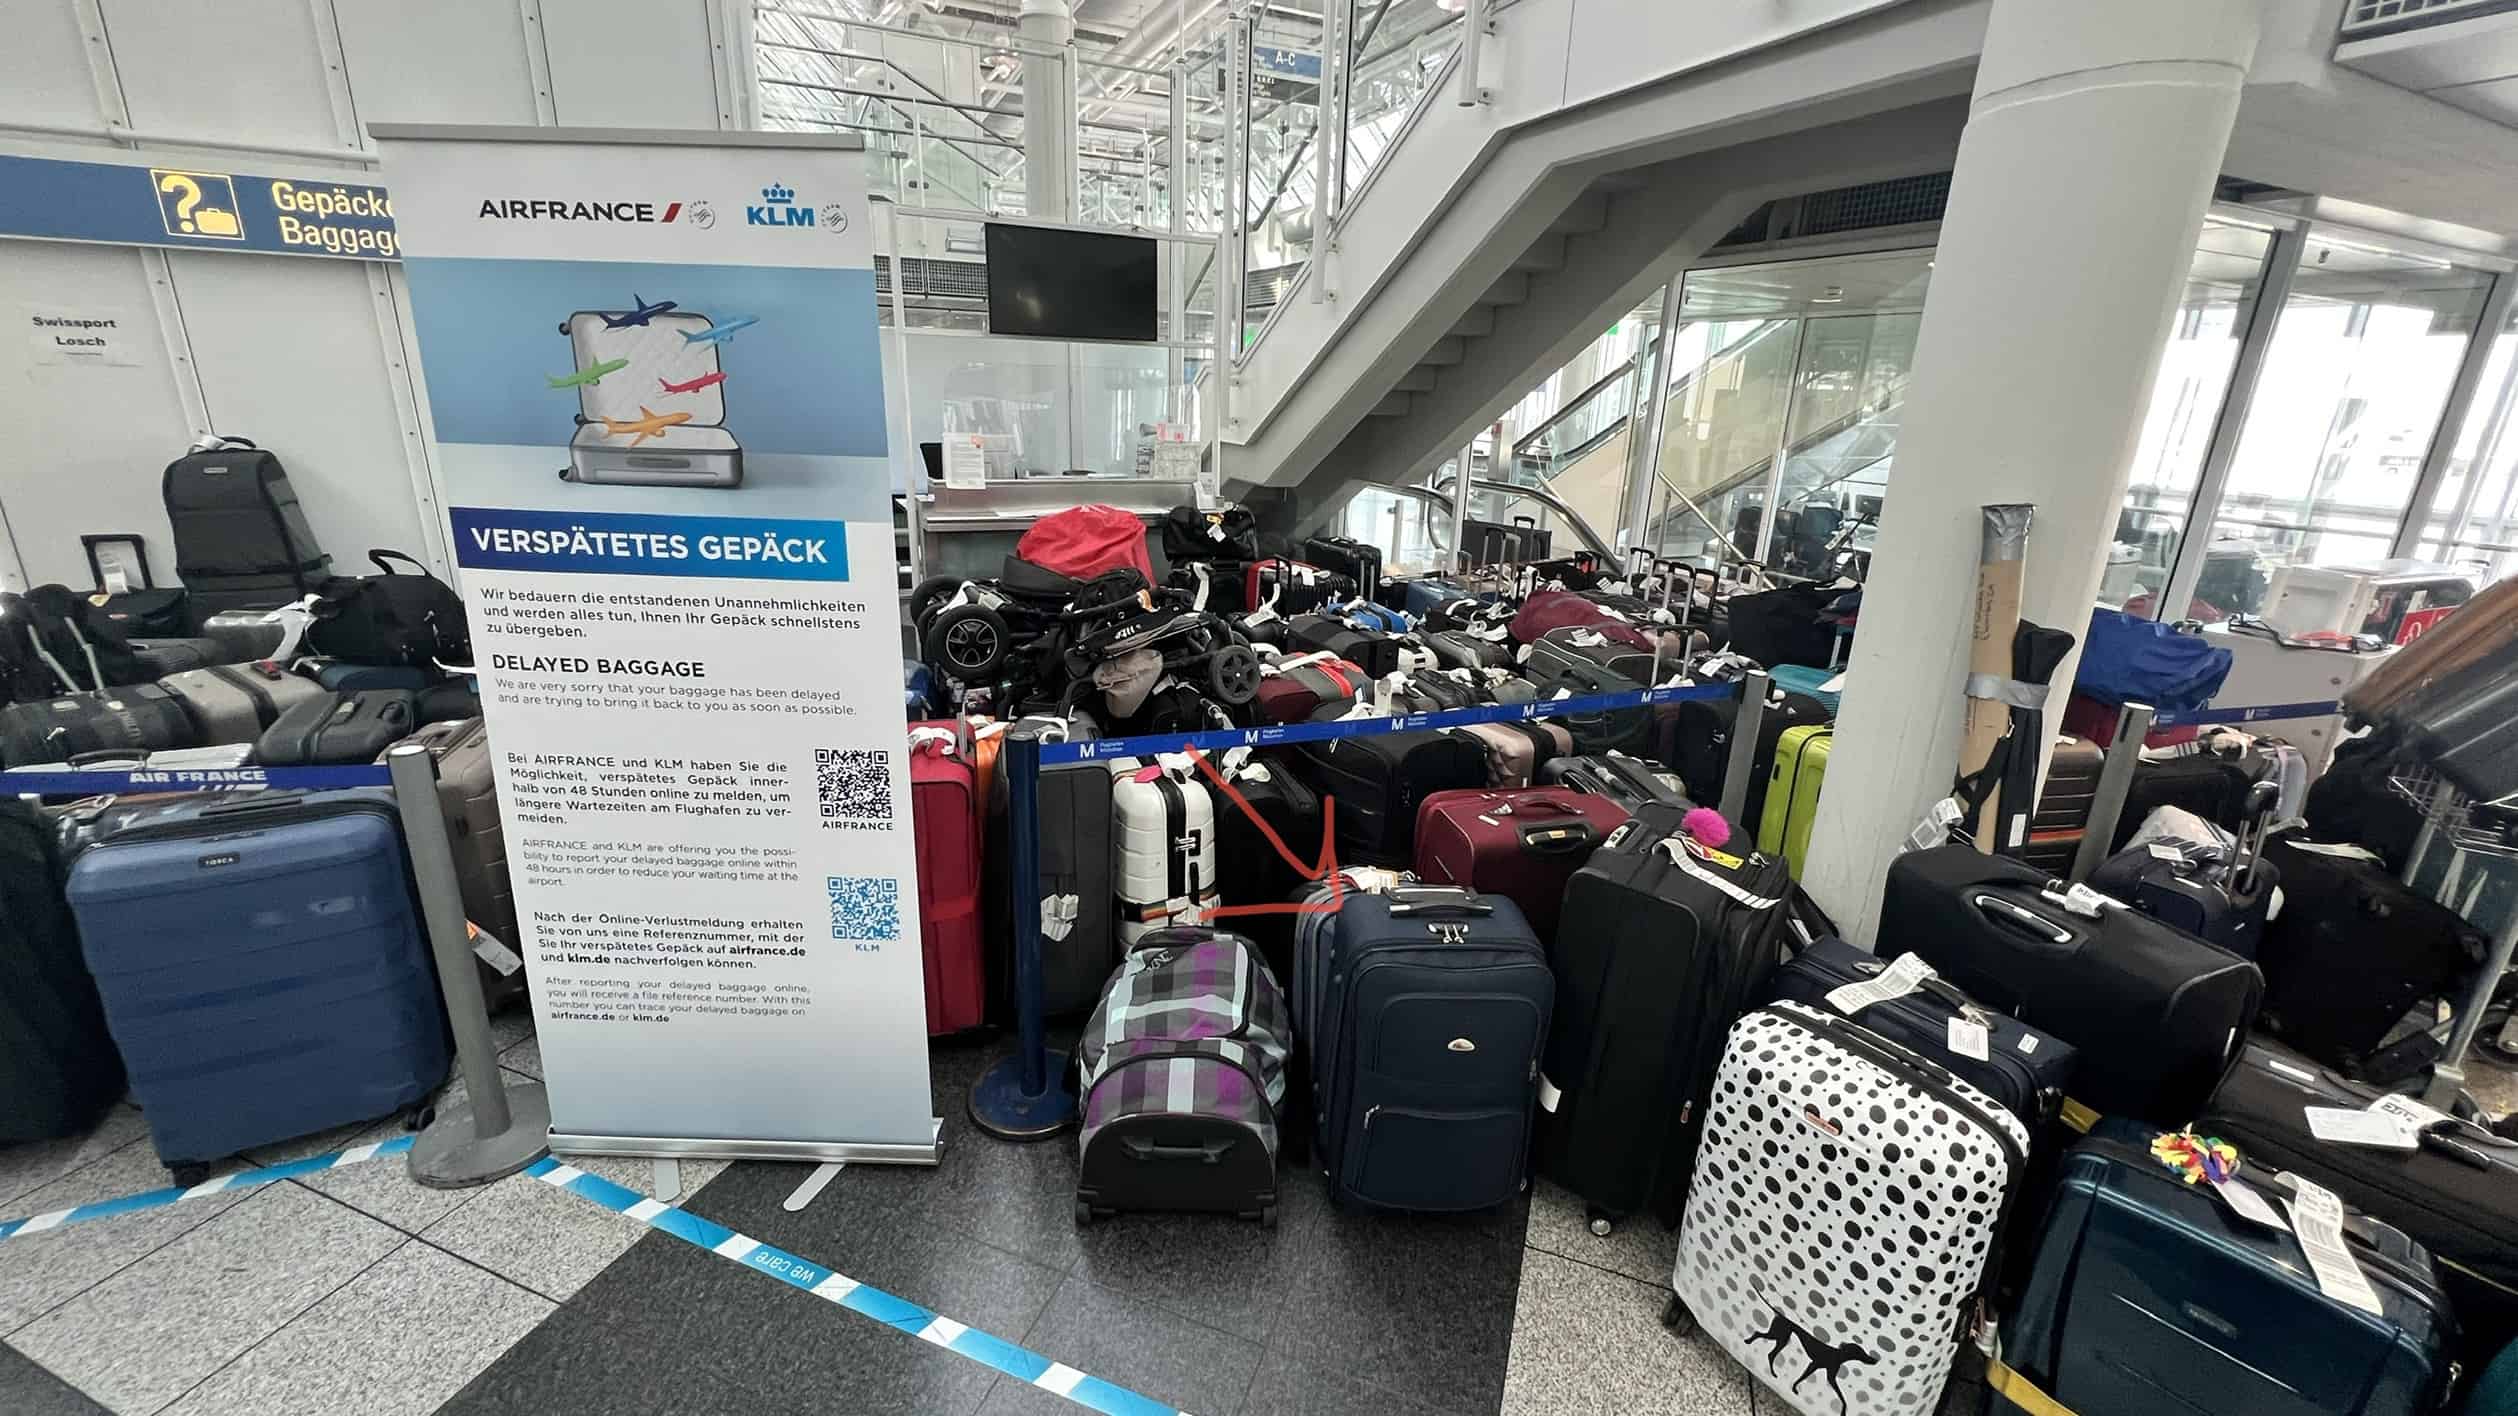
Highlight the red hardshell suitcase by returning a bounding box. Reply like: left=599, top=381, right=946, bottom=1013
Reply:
left=1413, top=788, right=1628, bottom=940
left=909, top=724, right=985, bottom=1035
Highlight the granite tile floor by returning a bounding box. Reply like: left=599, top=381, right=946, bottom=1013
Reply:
left=9, top=1016, right=2511, bottom=1416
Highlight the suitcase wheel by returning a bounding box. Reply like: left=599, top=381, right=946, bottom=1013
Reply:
left=1258, top=1204, right=1278, bottom=1230
left=1661, top=1294, right=1696, bottom=1335
left=168, top=1160, right=220, bottom=1189
left=1073, top=1199, right=1096, bottom=1227
left=403, top=1103, right=435, bottom=1133
left=1587, top=1206, right=1614, bottom=1238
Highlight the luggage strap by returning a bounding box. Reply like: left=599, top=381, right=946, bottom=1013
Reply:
left=1654, top=838, right=1782, bottom=910
left=1983, top=1356, right=2076, bottom=1416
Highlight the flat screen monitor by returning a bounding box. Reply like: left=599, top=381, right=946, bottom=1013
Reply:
left=984, top=224, right=1157, bottom=341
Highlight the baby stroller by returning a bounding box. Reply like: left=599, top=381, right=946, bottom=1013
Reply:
left=1045, top=570, right=1261, bottom=723
left=908, top=555, right=1085, bottom=692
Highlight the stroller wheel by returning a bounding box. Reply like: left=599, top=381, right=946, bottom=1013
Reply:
left=927, top=604, right=1011, bottom=681
left=906, top=575, right=964, bottom=631
left=1208, top=643, right=1261, bottom=706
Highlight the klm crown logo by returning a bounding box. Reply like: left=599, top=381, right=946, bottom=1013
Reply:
left=747, top=181, right=814, bottom=227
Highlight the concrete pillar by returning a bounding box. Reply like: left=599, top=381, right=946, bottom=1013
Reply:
left=1799, top=0, right=2260, bottom=944
left=1019, top=0, right=1076, bottom=221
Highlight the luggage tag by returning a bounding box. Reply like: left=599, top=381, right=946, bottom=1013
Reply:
left=1946, top=1015, right=1991, bottom=1062
left=466, top=922, right=525, bottom=977
left=1903, top=796, right=1966, bottom=853
left=2283, top=1178, right=2388, bottom=1317
left=1824, top=952, right=1935, bottom=1015
left=2303, top=1106, right=2419, bottom=1150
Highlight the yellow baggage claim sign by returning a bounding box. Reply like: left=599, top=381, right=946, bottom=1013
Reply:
left=0, top=153, right=396, bottom=259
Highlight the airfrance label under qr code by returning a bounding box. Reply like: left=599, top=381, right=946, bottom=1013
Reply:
left=815, top=747, right=891, bottom=826
left=828, top=876, right=900, bottom=942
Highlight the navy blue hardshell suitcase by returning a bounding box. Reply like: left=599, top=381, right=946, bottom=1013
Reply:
left=65, top=789, right=449, bottom=1172
left=1765, top=935, right=2075, bottom=1132
left=1301, top=885, right=1551, bottom=1213
left=1997, top=1117, right=2457, bottom=1416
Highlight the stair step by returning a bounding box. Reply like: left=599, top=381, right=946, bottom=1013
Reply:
left=1447, top=306, right=1496, bottom=340
left=1510, top=235, right=1566, bottom=274
left=1370, top=392, right=1412, bottom=417
left=1480, top=271, right=1530, bottom=308
left=1420, top=338, right=1466, bottom=367
left=1393, top=367, right=1440, bottom=393
left=1546, top=191, right=1611, bottom=237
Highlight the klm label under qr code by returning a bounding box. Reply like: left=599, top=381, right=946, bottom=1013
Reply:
left=828, top=876, right=901, bottom=942
left=815, top=747, right=891, bottom=823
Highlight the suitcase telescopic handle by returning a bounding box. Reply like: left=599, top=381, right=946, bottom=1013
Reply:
left=1118, top=1136, right=1231, bottom=1164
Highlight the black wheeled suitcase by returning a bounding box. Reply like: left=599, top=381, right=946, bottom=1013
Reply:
left=2201, top=1041, right=2518, bottom=1359
left=1206, top=748, right=1322, bottom=986
left=0, top=799, right=126, bottom=1141
left=1304, top=886, right=1552, bottom=1212
left=91, top=589, right=192, bottom=639
left=1879, top=846, right=2262, bottom=1125
left=1289, top=725, right=1486, bottom=865
left=1420, top=627, right=1514, bottom=670
left=2019, top=735, right=2104, bottom=874
left=255, top=690, right=419, bottom=766
left=0, top=684, right=200, bottom=768
left=985, top=744, right=1117, bottom=1021
left=1539, top=801, right=1792, bottom=1228
left=1301, top=535, right=1383, bottom=601
left=1658, top=688, right=1828, bottom=827
left=1537, top=752, right=1689, bottom=812
left=1519, top=655, right=1649, bottom=756
left=2252, top=832, right=2487, bottom=1074
left=162, top=438, right=333, bottom=620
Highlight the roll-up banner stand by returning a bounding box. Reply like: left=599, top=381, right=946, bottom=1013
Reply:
left=372, top=125, right=936, bottom=1166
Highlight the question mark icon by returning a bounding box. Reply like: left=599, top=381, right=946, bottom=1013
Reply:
left=158, top=172, right=202, bottom=233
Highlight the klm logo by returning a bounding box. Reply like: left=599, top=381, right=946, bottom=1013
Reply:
left=747, top=183, right=813, bottom=227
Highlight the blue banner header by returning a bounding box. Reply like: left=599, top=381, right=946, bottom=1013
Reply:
left=0, top=154, right=395, bottom=260
left=449, top=505, right=852, bottom=582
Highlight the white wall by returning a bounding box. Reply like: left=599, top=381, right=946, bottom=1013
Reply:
left=0, top=0, right=735, bottom=594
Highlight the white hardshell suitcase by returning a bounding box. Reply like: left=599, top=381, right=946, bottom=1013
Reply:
left=559, top=310, right=744, bottom=487
left=1107, top=754, right=1218, bottom=946
left=1669, top=1000, right=2027, bottom=1416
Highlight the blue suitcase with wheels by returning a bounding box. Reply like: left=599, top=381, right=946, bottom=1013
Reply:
left=1300, top=884, right=1551, bottom=1213
left=1995, top=1117, right=2458, bottom=1416
left=65, top=789, right=449, bottom=1172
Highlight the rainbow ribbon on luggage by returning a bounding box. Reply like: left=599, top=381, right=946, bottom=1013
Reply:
left=0, top=1136, right=416, bottom=1241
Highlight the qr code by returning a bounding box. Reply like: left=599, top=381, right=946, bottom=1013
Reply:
left=828, top=876, right=901, bottom=941
left=815, top=747, right=891, bottom=820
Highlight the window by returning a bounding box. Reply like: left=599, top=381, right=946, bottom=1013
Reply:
left=2183, top=238, right=2494, bottom=617
left=2110, top=220, right=2275, bottom=610
left=2415, top=302, right=2518, bottom=585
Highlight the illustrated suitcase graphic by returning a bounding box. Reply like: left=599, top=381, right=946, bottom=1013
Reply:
left=1755, top=725, right=1831, bottom=875
left=384, top=717, right=525, bottom=1012
left=1108, top=755, right=1219, bottom=946
left=64, top=789, right=449, bottom=1171
left=1413, top=787, right=1626, bottom=939
left=909, top=727, right=985, bottom=1035
left=559, top=310, right=744, bottom=487
left=1669, top=1001, right=2029, bottom=1416
left=1302, top=886, right=1552, bottom=1212
left=160, top=660, right=324, bottom=745
left=1998, top=1118, right=2457, bottom=1416
left=1541, top=803, right=1793, bottom=1227
left=1076, top=928, right=1291, bottom=1224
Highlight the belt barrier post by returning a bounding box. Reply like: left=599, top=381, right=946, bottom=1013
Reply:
left=2068, top=702, right=2152, bottom=883
left=388, top=744, right=552, bottom=1187
left=970, top=727, right=1077, bottom=1139
left=1718, top=672, right=1768, bottom=823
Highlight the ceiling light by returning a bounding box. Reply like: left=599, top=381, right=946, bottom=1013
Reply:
left=1812, top=286, right=1845, bottom=304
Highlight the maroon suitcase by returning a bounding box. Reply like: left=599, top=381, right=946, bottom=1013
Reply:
left=1412, top=787, right=1630, bottom=940
left=909, top=723, right=985, bottom=1035
left=1254, top=656, right=1365, bottom=723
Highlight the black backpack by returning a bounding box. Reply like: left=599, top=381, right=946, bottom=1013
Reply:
left=307, top=550, right=471, bottom=668
left=1161, top=505, right=1258, bottom=563
left=0, top=586, right=147, bottom=700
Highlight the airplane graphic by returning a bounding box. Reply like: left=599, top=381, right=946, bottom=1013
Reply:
left=658, top=370, right=727, bottom=395
left=548, top=357, right=629, bottom=389
left=596, top=405, right=694, bottom=447
left=680, top=316, right=758, bottom=347
left=599, top=293, right=677, bottom=329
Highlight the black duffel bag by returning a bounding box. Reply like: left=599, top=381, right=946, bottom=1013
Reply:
left=307, top=550, right=471, bottom=668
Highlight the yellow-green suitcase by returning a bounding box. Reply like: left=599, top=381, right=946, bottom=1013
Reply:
left=1756, top=725, right=1831, bottom=875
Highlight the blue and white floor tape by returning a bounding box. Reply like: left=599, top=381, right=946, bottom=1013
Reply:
left=527, top=1157, right=1187, bottom=1415
left=0, top=1136, right=418, bottom=1241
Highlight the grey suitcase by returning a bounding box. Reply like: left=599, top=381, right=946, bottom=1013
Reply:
left=160, top=661, right=325, bottom=746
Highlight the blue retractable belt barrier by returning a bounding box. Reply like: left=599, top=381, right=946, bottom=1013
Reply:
left=0, top=764, right=395, bottom=794
left=2145, top=699, right=2340, bottom=730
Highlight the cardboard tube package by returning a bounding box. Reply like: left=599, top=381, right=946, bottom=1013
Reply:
left=1962, top=505, right=2034, bottom=852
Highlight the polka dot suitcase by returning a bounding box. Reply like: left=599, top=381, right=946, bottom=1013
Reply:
left=1667, top=1001, right=2029, bottom=1416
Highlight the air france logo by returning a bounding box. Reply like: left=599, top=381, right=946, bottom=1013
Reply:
left=749, top=183, right=814, bottom=228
